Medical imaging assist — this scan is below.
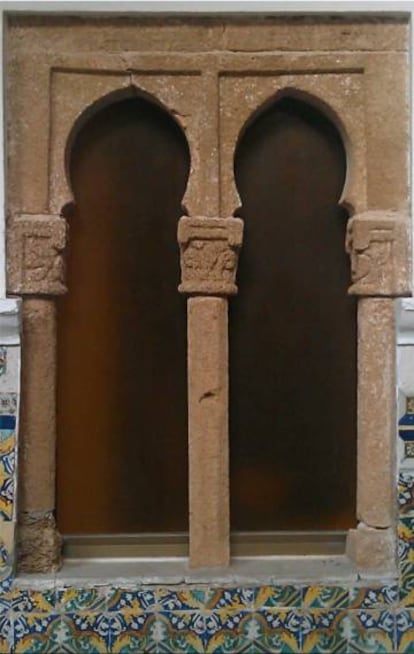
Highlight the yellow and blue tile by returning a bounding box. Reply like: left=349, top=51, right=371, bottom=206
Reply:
left=107, top=587, right=157, bottom=612
left=0, top=614, right=12, bottom=654
left=350, top=585, right=399, bottom=609
left=59, top=612, right=111, bottom=652
left=254, top=585, right=302, bottom=609
left=400, top=562, right=414, bottom=607
left=302, top=609, right=350, bottom=653
left=13, top=612, right=63, bottom=653
left=205, top=587, right=255, bottom=612
left=157, top=587, right=206, bottom=611
left=347, top=609, right=395, bottom=653
left=303, top=586, right=349, bottom=609
left=400, top=474, right=414, bottom=516
left=396, top=609, right=414, bottom=652
left=110, top=611, right=154, bottom=653
left=9, top=587, right=56, bottom=613
left=58, top=586, right=107, bottom=613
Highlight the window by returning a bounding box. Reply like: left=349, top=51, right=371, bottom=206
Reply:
left=6, top=14, right=409, bottom=576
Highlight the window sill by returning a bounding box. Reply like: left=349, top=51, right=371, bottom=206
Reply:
left=14, top=554, right=397, bottom=589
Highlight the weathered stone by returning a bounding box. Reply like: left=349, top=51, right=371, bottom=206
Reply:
left=346, top=211, right=410, bottom=297
left=357, top=298, right=396, bottom=528
left=17, top=511, right=62, bottom=573
left=346, top=523, right=396, bottom=575
left=7, top=215, right=67, bottom=295
left=178, top=216, right=243, bottom=296
left=188, top=297, right=229, bottom=568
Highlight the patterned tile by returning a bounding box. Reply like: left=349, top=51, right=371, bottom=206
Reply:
left=109, top=612, right=153, bottom=653
left=205, top=609, right=301, bottom=653
left=0, top=474, right=13, bottom=519
left=302, top=610, right=350, bottom=653
left=400, top=520, right=414, bottom=564
left=157, top=587, right=206, bottom=611
left=205, top=587, right=255, bottom=612
left=349, top=585, right=399, bottom=609
left=0, top=394, right=17, bottom=415
left=0, top=614, right=12, bottom=654
left=254, top=585, right=302, bottom=609
left=400, top=473, right=414, bottom=516
left=9, top=588, right=56, bottom=613
left=303, top=586, right=349, bottom=609
left=347, top=610, right=395, bottom=653
left=400, top=562, right=414, bottom=607
left=107, top=588, right=157, bottom=612
left=14, top=613, right=63, bottom=653
left=60, top=613, right=111, bottom=653
left=57, top=587, right=107, bottom=612
left=0, top=348, right=7, bottom=377
left=396, top=609, right=414, bottom=653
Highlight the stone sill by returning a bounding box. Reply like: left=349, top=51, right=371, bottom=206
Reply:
left=14, top=555, right=398, bottom=589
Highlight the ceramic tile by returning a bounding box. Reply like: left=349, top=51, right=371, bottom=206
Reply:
left=0, top=614, right=13, bottom=654
left=13, top=613, right=63, bottom=653
left=0, top=540, right=11, bottom=570
left=157, top=587, right=206, bottom=611
left=9, top=588, right=56, bottom=613
left=349, top=585, right=399, bottom=609
left=107, top=588, right=157, bottom=612
left=303, top=586, right=349, bottom=609
left=57, top=587, right=107, bottom=612
left=399, top=520, right=414, bottom=564
left=347, top=610, right=395, bottom=653
left=109, top=612, right=152, bottom=653
left=396, top=609, right=414, bottom=652
left=399, top=473, right=414, bottom=516
left=400, top=563, right=414, bottom=607
left=0, top=394, right=17, bottom=415
left=0, top=474, right=13, bottom=520
left=302, top=609, right=350, bottom=653
left=254, top=585, right=302, bottom=609
left=205, top=587, right=255, bottom=612
left=205, top=609, right=301, bottom=653
left=0, top=349, right=7, bottom=377
left=59, top=613, right=111, bottom=653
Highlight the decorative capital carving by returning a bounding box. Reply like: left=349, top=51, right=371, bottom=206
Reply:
left=345, top=211, right=411, bottom=297
left=178, top=216, right=244, bottom=296
left=7, top=215, right=68, bottom=296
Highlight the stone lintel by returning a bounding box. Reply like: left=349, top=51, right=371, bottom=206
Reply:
left=346, top=523, right=396, bottom=576
left=346, top=210, right=411, bottom=297
left=7, top=214, right=67, bottom=295
left=178, top=216, right=243, bottom=296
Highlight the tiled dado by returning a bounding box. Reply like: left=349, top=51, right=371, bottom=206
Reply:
left=0, top=472, right=414, bottom=652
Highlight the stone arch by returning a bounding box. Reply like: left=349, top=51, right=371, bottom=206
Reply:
left=229, top=93, right=357, bottom=531
left=56, top=94, right=191, bottom=534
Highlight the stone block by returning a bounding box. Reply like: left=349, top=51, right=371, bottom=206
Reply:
left=7, top=214, right=67, bottom=295
left=346, top=211, right=411, bottom=297
left=178, top=216, right=243, bottom=296
left=346, top=523, right=396, bottom=576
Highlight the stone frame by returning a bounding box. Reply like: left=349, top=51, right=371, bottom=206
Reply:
left=4, top=14, right=411, bottom=575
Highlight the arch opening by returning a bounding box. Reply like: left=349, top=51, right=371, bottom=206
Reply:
left=230, top=96, right=357, bottom=532
left=57, top=96, right=190, bottom=534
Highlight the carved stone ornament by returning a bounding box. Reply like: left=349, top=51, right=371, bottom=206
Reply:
left=7, top=214, right=67, bottom=296
left=345, top=210, right=411, bottom=297
left=178, top=216, right=244, bottom=296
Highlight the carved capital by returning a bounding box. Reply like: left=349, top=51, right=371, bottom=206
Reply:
left=178, top=216, right=244, bottom=295
left=7, top=214, right=68, bottom=295
left=345, top=211, right=411, bottom=297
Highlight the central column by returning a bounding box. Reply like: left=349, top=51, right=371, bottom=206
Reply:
left=178, top=216, right=243, bottom=568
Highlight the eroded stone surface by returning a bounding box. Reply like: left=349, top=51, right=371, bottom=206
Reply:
left=178, top=216, right=243, bottom=296
left=17, top=511, right=62, bottom=573
left=346, top=523, right=396, bottom=575
left=7, top=215, right=67, bottom=295
left=346, top=211, right=411, bottom=297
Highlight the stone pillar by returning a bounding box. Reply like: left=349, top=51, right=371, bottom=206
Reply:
left=178, top=216, right=243, bottom=568
left=345, top=210, right=410, bottom=575
left=7, top=214, right=67, bottom=572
